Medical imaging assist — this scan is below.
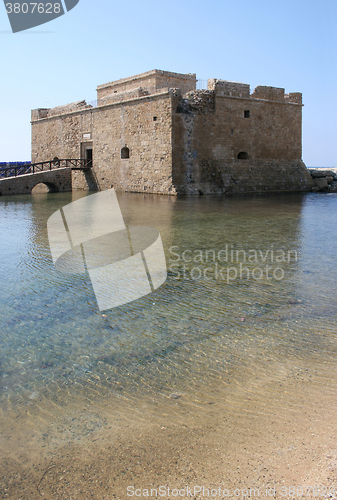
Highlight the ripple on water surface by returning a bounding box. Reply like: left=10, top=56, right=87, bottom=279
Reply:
left=0, top=191, right=337, bottom=434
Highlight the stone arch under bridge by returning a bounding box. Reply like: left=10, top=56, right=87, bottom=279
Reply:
left=31, top=182, right=60, bottom=194
left=0, top=168, right=72, bottom=196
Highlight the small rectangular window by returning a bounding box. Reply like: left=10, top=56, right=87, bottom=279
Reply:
left=153, top=116, right=157, bottom=121
left=244, top=110, right=250, bottom=118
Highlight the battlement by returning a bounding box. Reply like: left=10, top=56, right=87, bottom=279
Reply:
left=284, top=92, right=302, bottom=105
left=251, top=85, right=285, bottom=102
left=208, top=79, right=250, bottom=98
left=31, top=101, right=92, bottom=121
left=31, top=108, right=50, bottom=121
left=207, top=79, right=301, bottom=104
left=31, top=72, right=302, bottom=124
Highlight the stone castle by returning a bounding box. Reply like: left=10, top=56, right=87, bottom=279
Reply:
left=31, top=69, right=314, bottom=195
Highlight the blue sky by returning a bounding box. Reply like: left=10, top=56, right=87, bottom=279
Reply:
left=1, top=0, right=336, bottom=166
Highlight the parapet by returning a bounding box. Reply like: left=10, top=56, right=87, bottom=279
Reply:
left=207, top=79, right=302, bottom=105
left=48, top=100, right=92, bottom=117
left=31, top=108, right=50, bottom=121
left=284, top=92, right=302, bottom=105
left=208, top=79, right=250, bottom=98
left=251, top=86, right=285, bottom=102
left=176, top=89, right=215, bottom=114
left=97, top=87, right=150, bottom=106
left=97, top=69, right=197, bottom=99
left=31, top=100, right=93, bottom=120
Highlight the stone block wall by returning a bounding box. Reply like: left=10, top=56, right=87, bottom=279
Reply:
left=251, top=86, right=285, bottom=102
left=97, top=88, right=149, bottom=107
left=32, top=112, right=88, bottom=162
left=0, top=168, right=72, bottom=196
left=32, top=89, right=176, bottom=195
left=89, top=92, right=174, bottom=194
left=208, top=79, right=250, bottom=98
left=97, top=70, right=196, bottom=99
left=172, top=158, right=314, bottom=195
left=31, top=109, right=49, bottom=120
left=31, top=70, right=312, bottom=197
left=172, top=81, right=310, bottom=194
left=285, top=93, right=302, bottom=105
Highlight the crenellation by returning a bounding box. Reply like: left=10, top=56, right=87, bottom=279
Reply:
left=31, top=108, right=50, bottom=121
left=251, top=86, right=285, bottom=102
left=284, top=92, right=302, bottom=105
left=208, top=79, right=251, bottom=98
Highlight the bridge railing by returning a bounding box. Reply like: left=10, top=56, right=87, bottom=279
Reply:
left=0, top=159, right=91, bottom=179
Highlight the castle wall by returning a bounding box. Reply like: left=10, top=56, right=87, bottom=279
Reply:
left=31, top=71, right=313, bottom=197
left=214, top=94, right=302, bottom=161
left=172, top=83, right=313, bottom=194
left=31, top=91, right=175, bottom=195
left=32, top=112, right=86, bottom=161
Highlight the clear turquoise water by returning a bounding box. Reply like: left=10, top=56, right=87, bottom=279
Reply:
left=0, top=191, right=337, bottom=426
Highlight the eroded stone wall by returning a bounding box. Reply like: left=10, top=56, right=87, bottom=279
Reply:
left=31, top=71, right=312, bottom=196
left=31, top=112, right=91, bottom=162
left=32, top=91, right=175, bottom=194
left=172, top=83, right=312, bottom=194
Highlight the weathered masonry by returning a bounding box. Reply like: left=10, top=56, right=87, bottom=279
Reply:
left=31, top=69, right=314, bottom=195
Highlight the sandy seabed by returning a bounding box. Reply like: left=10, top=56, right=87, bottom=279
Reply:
left=1, top=359, right=337, bottom=500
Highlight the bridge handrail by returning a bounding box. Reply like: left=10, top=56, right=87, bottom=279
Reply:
left=0, top=159, right=91, bottom=179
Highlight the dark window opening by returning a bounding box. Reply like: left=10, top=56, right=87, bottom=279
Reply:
left=153, top=116, right=157, bottom=121
left=121, top=146, right=130, bottom=159
left=86, top=148, right=93, bottom=167
left=231, top=129, right=234, bottom=135
left=114, top=90, right=118, bottom=93
left=244, top=110, right=250, bottom=118
left=237, top=151, right=249, bottom=160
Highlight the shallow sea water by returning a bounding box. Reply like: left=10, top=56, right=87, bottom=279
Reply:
left=0, top=190, right=337, bottom=496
